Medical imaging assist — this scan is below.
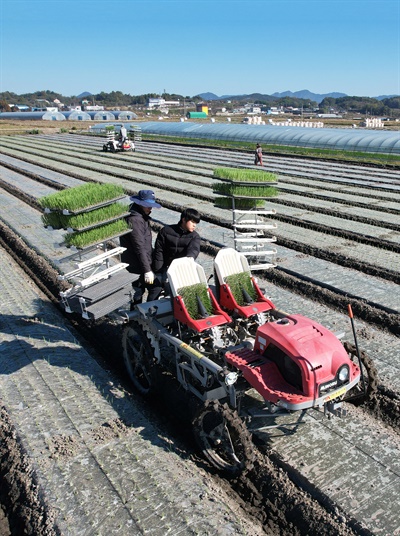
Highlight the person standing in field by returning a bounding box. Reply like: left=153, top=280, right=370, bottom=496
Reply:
left=254, top=143, right=263, bottom=166
left=119, top=125, right=128, bottom=146
left=120, top=190, right=161, bottom=305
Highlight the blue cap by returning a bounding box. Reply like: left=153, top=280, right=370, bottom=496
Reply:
left=130, top=190, right=161, bottom=208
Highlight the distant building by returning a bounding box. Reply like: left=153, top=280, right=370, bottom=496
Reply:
left=85, top=105, right=105, bottom=111
left=317, top=114, right=342, bottom=118
left=196, top=104, right=209, bottom=115
left=148, top=98, right=180, bottom=109
left=242, top=116, right=264, bottom=124
left=266, top=107, right=284, bottom=115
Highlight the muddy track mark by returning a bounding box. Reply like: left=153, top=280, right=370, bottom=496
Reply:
left=180, top=202, right=400, bottom=284
left=0, top=146, right=99, bottom=185
left=265, top=266, right=399, bottom=336
left=0, top=176, right=39, bottom=207
left=138, top=138, right=400, bottom=170
left=274, top=235, right=400, bottom=284
left=0, top=405, right=59, bottom=536
left=0, top=140, right=210, bottom=189
left=0, top=220, right=67, bottom=305
left=254, top=449, right=373, bottom=536
left=2, top=144, right=399, bottom=257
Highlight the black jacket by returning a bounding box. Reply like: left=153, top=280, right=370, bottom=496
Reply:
left=152, top=223, right=200, bottom=273
left=120, top=206, right=152, bottom=274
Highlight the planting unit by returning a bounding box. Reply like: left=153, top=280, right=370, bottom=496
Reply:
left=39, top=183, right=378, bottom=476
left=102, top=127, right=135, bottom=153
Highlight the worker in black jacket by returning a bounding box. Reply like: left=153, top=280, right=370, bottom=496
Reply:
left=147, top=208, right=201, bottom=301
left=120, top=190, right=161, bottom=304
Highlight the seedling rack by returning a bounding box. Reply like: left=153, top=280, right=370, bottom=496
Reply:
left=40, top=185, right=136, bottom=319
left=212, top=169, right=278, bottom=271
left=58, top=244, right=137, bottom=320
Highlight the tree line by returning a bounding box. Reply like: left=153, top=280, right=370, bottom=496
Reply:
left=0, top=90, right=200, bottom=111
left=0, top=90, right=399, bottom=117
left=318, top=96, right=400, bottom=117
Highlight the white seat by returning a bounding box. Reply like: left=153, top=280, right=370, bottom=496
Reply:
left=167, top=257, right=231, bottom=331
left=214, top=247, right=251, bottom=286
left=214, top=247, right=275, bottom=318
left=167, top=257, right=208, bottom=297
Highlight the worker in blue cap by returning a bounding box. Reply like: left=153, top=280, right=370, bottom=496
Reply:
left=120, top=190, right=161, bottom=305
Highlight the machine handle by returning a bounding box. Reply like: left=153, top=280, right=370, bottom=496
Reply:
left=347, top=304, right=366, bottom=394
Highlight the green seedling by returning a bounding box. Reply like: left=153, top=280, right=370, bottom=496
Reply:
left=214, top=196, right=265, bottom=209
left=39, top=183, right=125, bottom=212
left=225, top=272, right=257, bottom=305
left=213, top=167, right=277, bottom=182
left=64, top=219, right=129, bottom=248
left=42, top=202, right=127, bottom=230
left=178, top=283, right=213, bottom=319
left=212, top=167, right=278, bottom=209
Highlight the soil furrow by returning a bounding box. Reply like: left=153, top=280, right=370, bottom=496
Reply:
left=1, top=134, right=400, bottom=535
left=0, top=211, right=397, bottom=535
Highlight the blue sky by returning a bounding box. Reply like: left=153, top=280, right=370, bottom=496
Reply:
left=1, top=0, right=399, bottom=98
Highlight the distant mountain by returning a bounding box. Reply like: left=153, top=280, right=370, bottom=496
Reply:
left=233, top=93, right=277, bottom=103
left=197, top=92, right=248, bottom=101
left=374, top=94, right=399, bottom=100
left=76, top=91, right=92, bottom=99
left=197, top=90, right=348, bottom=104
left=271, top=90, right=347, bottom=103
left=196, top=92, right=221, bottom=100
left=197, top=92, right=279, bottom=102
left=198, top=92, right=272, bottom=102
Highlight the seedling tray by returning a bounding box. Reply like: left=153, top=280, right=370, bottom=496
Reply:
left=216, top=194, right=277, bottom=199
left=43, top=195, right=127, bottom=216
left=62, top=229, right=131, bottom=251
left=215, top=180, right=278, bottom=186
left=66, top=213, right=130, bottom=233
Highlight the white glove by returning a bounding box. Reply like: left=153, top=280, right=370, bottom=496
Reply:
left=144, top=271, right=155, bottom=285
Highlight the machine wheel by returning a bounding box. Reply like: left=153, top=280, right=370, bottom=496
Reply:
left=102, top=144, right=108, bottom=152
left=122, top=323, right=157, bottom=396
left=192, top=399, right=254, bottom=476
left=110, top=144, right=116, bottom=153
left=343, top=341, right=378, bottom=405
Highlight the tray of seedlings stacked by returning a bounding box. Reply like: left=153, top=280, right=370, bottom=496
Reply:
left=212, top=167, right=278, bottom=270
left=39, top=183, right=131, bottom=249
left=212, top=167, right=278, bottom=206
left=38, top=183, right=138, bottom=318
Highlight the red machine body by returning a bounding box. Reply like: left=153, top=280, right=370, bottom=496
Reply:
left=225, top=314, right=361, bottom=410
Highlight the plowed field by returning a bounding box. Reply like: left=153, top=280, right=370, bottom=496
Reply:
left=0, top=132, right=399, bottom=535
